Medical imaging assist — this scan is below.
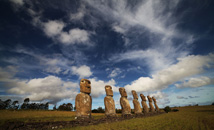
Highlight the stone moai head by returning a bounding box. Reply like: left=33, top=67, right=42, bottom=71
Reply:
left=152, top=97, right=156, bottom=103
left=80, top=79, right=91, bottom=94
left=119, top=87, right=127, bottom=98
left=147, top=96, right=152, bottom=102
left=140, top=94, right=146, bottom=101
left=105, top=85, right=113, bottom=97
left=131, top=90, right=138, bottom=100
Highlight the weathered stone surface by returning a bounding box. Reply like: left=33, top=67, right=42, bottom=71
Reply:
left=140, top=94, right=149, bottom=114
left=152, top=97, right=160, bottom=112
left=131, top=90, right=142, bottom=114
left=147, top=96, right=155, bottom=113
left=104, top=85, right=116, bottom=117
left=119, top=88, right=131, bottom=115
left=75, top=79, right=92, bottom=118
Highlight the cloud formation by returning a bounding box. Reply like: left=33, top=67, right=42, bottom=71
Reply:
left=124, top=53, right=214, bottom=93
left=108, top=68, right=122, bottom=78
left=42, top=20, right=91, bottom=45
left=175, top=76, right=214, bottom=88
left=89, top=78, right=119, bottom=98
left=0, top=67, right=79, bottom=104
left=0, top=66, right=18, bottom=82
left=8, top=76, right=79, bottom=104
left=9, top=0, right=24, bottom=6
left=150, top=91, right=168, bottom=99
left=71, top=65, right=93, bottom=79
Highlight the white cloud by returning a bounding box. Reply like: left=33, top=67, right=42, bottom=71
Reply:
left=150, top=91, right=168, bottom=99
left=175, top=76, right=214, bottom=88
left=42, top=20, right=91, bottom=45
left=124, top=53, right=214, bottom=93
left=112, top=25, right=126, bottom=34
left=45, top=66, right=62, bottom=74
left=109, top=48, right=188, bottom=73
left=108, top=68, right=122, bottom=78
left=8, top=76, right=79, bottom=104
left=0, top=66, right=18, bottom=82
left=9, top=0, right=24, bottom=6
left=71, top=65, right=92, bottom=78
left=43, top=20, right=65, bottom=37
left=89, top=78, right=119, bottom=98
left=88, top=0, right=193, bottom=74
left=70, top=4, right=86, bottom=21
left=0, top=65, right=119, bottom=104
left=9, top=46, right=74, bottom=75
left=59, top=28, right=90, bottom=45
left=86, top=0, right=183, bottom=39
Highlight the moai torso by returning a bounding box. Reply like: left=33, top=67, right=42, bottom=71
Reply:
left=140, top=94, right=149, bottom=114
left=104, top=85, right=116, bottom=116
left=132, top=90, right=142, bottom=114
left=75, top=79, right=92, bottom=118
left=119, top=88, right=131, bottom=115
left=152, top=97, right=160, bottom=112
left=147, top=96, right=155, bottom=113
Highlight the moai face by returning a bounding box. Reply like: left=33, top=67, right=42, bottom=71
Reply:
left=147, top=96, right=152, bottom=102
left=131, top=90, right=138, bottom=100
left=152, top=97, right=156, bottom=103
left=119, top=87, right=127, bottom=97
left=140, top=94, right=146, bottom=101
left=105, top=85, right=113, bottom=97
left=80, top=79, right=91, bottom=94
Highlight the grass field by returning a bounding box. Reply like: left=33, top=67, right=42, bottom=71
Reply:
left=0, top=110, right=105, bottom=127
left=0, top=105, right=214, bottom=130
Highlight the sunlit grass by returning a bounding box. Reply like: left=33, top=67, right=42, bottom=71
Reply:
left=1, top=106, right=214, bottom=130
left=0, top=110, right=108, bottom=126
left=0, top=110, right=76, bottom=126
left=70, top=105, right=214, bottom=130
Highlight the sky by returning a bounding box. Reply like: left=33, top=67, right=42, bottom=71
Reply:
left=0, top=0, right=214, bottom=109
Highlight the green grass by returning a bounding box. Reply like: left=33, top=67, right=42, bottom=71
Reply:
left=0, top=110, right=76, bottom=126
left=70, top=105, right=214, bottom=130
left=1, top=105, right=214, bottom=130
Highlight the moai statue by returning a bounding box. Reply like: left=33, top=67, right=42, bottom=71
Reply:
left=140, top=94, right=149, bottom=114
left=152, top=97, right=160, bottom=112
left=147, top=96, right=155, bottom=113
left=119, top=88, right=131, bottom=116
left=131, top=90, right=142, bottom=115
left=104, top=85, right=116, bottom=117
left=75, top=79, right=92, bottom=119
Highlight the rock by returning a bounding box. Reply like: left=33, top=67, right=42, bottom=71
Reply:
left=131, top=90, right=142, bottom=114
left=75, top=79, right=92, bottom=118
left=152, top=97, right=160, bottom=112
left=140, top=94, right=149, bottom=114
left=147, top=96, right=155, bottom=113
left=119, top=88, right=131, bottom=116
left=104, top=85, right=116, bottom=117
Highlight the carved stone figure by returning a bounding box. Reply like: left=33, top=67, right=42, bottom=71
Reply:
left=140, top=94, right=149, bottom=114
left=131, top=90, right=142, bottom=114
left=119, top=88, right=131, bottom=116
left=152, top=97, right=160, bottom=112
left=147, top=96, right=155, bottom=113
left=75, top=79, right=92, bottom=119
left=104, top=85, right=116, bottom=117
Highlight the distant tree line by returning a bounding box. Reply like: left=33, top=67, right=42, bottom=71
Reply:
left=92, top=107, right=105, bottom=113
left=53, top=103, right=74, bottom=111
left=0, top=98, right=48, bottom=110
left=91, top=107, right=123, bottom=113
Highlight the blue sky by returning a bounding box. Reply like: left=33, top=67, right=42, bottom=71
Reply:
left=0, top=0, right=214, bottom=109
